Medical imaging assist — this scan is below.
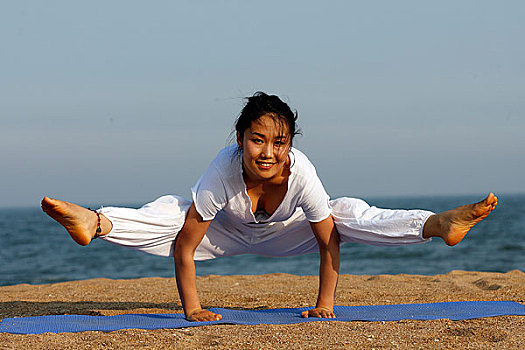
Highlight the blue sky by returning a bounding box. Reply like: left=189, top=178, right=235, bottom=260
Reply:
left=1, top=1, right=524, bottom=208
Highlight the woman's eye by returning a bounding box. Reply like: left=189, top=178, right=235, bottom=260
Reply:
left=253, top=139, right=263, bottom=144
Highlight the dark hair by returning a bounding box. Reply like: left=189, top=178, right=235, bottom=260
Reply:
left=234, top=92, right=301, bottom=147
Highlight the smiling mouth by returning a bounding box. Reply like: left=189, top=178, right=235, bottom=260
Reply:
left=256, top=161, right=275, bottom=170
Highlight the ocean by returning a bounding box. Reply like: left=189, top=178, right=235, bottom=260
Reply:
left=1, top=194, right=523, bottom=287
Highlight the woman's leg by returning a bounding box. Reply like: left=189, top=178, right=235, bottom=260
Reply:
left=330, top=193, right=497, bottom=247
left=41, top=195, right=191, bottom=257
left=41, top=196, right=112, bottom=246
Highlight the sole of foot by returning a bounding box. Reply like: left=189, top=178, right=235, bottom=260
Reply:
left=41, top=196, right=97, bottom=246
left=439, top=193, right=498, bottom=246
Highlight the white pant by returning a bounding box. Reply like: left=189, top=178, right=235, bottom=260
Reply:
left=99, top=196, right=433, bottom=260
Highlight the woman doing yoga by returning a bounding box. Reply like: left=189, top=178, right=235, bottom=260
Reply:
left=42, top=92, right=498, bottom=322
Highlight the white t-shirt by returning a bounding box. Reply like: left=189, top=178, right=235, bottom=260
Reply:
left=191, top=145, right=331, bottom=226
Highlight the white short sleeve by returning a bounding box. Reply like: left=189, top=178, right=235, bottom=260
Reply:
left=299, top=171, right=331, bottom=223
left=191, top=164, right=228, bottom=221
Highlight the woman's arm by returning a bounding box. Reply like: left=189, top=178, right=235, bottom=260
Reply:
left=174, top=203, right=221, bottom=321
left=301, top=215, right=340, bottom=318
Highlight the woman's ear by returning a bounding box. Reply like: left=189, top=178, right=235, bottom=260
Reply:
left=236, top=131, right=243, bottom=148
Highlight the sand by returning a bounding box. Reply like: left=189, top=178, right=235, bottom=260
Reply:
left=1, top=270, right=524, bottom=349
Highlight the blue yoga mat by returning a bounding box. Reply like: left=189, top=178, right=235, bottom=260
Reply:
left=1, top=301, right=524, bottom=334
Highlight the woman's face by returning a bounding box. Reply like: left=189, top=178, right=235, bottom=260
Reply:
left=237, top=114, right=291, bottom=184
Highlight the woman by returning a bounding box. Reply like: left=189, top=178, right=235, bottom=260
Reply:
left=41, top=92, right=498, bottom=322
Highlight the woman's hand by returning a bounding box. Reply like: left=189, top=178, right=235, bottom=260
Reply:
left=301, top=307, right=336, bottom=319
left=186, top=308, right=223, bottom=322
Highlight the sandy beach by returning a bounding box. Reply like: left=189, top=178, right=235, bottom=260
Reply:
left=1, top=270, right=523, bottom=349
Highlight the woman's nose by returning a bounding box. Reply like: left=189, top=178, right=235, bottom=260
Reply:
left=261, top=143, right=273, bottom=158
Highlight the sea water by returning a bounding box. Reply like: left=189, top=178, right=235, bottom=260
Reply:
left=1, top=194, right=523, bottom=286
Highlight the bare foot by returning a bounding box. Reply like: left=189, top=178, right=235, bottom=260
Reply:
left=41, top=196, right=101, bottom=246
left=423, top=193, right=498, bottom=246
